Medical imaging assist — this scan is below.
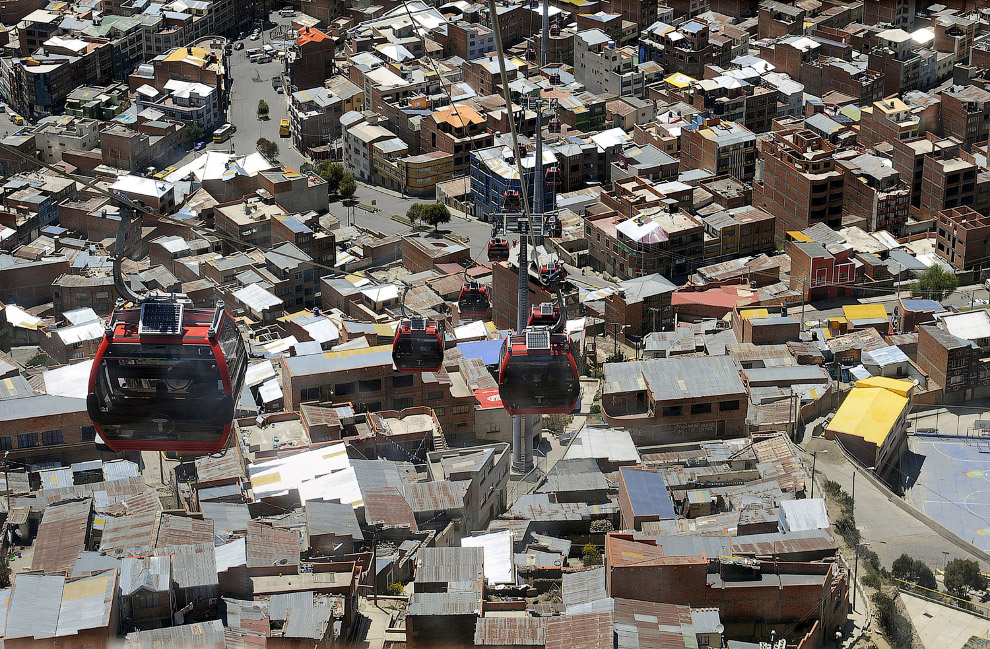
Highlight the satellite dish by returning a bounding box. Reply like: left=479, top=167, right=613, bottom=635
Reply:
left=715, top=624, right=725, bottom=634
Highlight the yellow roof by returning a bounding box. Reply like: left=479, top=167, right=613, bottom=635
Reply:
left=828, top=386, right=908, bottom=445
left=855, top=376, right=915, bottom=397
left=372, top=323, right=394, bottom=338
left=664, top=72, right=695, bottom=88
left=787, top=230, right=813, bottom=242
left=740, top=308, right=769, bottom=319
left=843, top=304, right=888, bottom=320
left=164, top=46, right=209, bottom=66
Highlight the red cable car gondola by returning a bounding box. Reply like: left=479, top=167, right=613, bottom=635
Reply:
left=488, top=237, right=510, bottom=262
left=548, top=71, right=561, bottom=86
left=539, top=261, right=564, bottom=288
left=548, top=118, right=561, bottom=134
left=528, top=302, right=560, bottom=328
left=86, top=299, right=247, bottom=454
left=392, top=316, right=444, bottom=373
left=498, top=328, right=579, bottom=415
left=545, top=166, right=561, bottom=186
left=525, top=48, right=537, bottom=62
left=544, top=216, right=562, bottom=238
left=502, top=190, right=523, bottom=212
left=458, top=281, right=490, bottom=317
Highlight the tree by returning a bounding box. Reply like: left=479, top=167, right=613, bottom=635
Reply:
left=299, top=162, right=314, bottom=173
left=386, top=582, right=404, bottom=596
left=910, top=265, right=959, bottom=301
left=945, top=558, right=987, bottom=598
left=407, top=203, right=424, bottom=224
left=605, top=352, right=626, bottom=364
left=181, top=124, right=202, bottom=146
left=338, top=172, right=357, bottom=199
left=420, top=203, right=452, bottom=231
left=257, top=99, right=269, bottom=119
left=315, top=161, right=345, bottom=194
left=257, top=138, right=278, bottom=161
left=543, top=413, right=573, bottom=435
left=582, top=543, right=602, bottom=567
left=891, top=553, right=937, bottom=590
left=25, top=352, right=55, bottom=368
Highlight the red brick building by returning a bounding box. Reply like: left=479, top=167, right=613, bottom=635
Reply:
left=939, top=85, right=990, bottom=152
left=936, top=206, right=990, bottom=271
left=917, top=324, right=990, bottom=404
left=835, top=152, right=910, bottom=235
left=419, top=105, right=493, bottom=175
left=786, top=239, right=857, bottom=302
left=292, top=27, right=335, bottom=91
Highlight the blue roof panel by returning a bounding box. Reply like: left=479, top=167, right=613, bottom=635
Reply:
left=620, top=467, right=676, bottom=520
left=456, top=339, right=503, bottom=366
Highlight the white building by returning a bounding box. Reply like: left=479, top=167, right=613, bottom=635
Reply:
left=136, top=79, right=221, bottom=131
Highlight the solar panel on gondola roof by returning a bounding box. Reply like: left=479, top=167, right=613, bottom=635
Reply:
left=526, top=329, right=550, bottom=350
left=410, top=318, right=426, bottom=331
left=538, top=303, right=553, bottom=315
left=138, top=302, right=183, bottom=336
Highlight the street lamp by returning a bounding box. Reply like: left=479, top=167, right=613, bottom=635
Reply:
left=853, top=541, right=871, bottom=612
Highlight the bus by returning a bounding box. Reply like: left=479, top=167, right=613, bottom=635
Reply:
left=213, top=123, right=233, bottom=143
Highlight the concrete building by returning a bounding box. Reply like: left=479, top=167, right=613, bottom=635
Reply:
left=939, top=85, right=990, bottom=152
left=659, top=19, right=716, bottom=78
left=754, top=129, right=844, bottom=237
left=786, top=238, right=857, bottom=302
left=601, top=355, right=748, bottom=443
left=678, top=118, right=757, bottom=183
left=135, top=79, right=221, bottom=131
left=574, top=29, right=659, bottom=99
left=604, top=274, right=678, bottom=336
left=918, top=322, right=990, bottom=404
left=863, top=0, right=914, bottom=30
left=342, top=112, right=397, bottom=183
left=292, top=26, right=336, bottom=91
left=288, top=78, right=363, bottom=155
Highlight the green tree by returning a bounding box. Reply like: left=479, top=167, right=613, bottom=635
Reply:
left=315, top=161, right=346, bottom=194
left=338, top=172, right=357, bottom=199
left=386, top=582, right=404, bottom=596
left=181, top=123, right=202, bottom=146
left=26, top=352, right=55, bottom=368
left=420, top=203, right=452, bottom=231
left=891, top=554, right=937, bottom=590
left=299, top=162, right=314, bottom=173
left=909, top=265, right=959, bottom=301
left=605, top=352, right=626, bottom=364
left=945, top=558, right=987, bottom=598
left=257, top=138, right=278, bottom=161
left=581, top=543, right=602, bottom=567
left=407, top=202, right=424, bottom=224
left=257, top=99, right=269, bottom=119
left=543, top=413, right=573, bottom=435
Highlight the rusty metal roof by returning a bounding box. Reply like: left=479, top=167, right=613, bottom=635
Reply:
left=100, top=508, right=161, bottom=557
left=415, top=546, right=484, bottom=585
left=731, top=528, right=836, bottom=558
left=246, top=522, right=300, bottom=568
left=613, top=598, right=696, bottom=649
left=32, top=498, right=92, bottom=573
left=159, top=542, right=219, bottom=589
left=39, top=476, right=149, bottom=508
left=157, top=514, right=215, bottom=548
left=546, top=612, right=614, bottom=649
left=364, top=487, right=418, bottom=530
left=474, top=617, right=547, bottom=646
left=195, top=452, right=245, bottom=484
left=402, top=480, right=466, bottom=513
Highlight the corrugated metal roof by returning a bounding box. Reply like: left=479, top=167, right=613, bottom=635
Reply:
left=157, top=514, right=215, bottom=547
left=223, top=597, right=270, bottom=634
left=246, top=521, right=300, bottom=567
left=613, top=598, right=696, bottom=649
left=216, top=538, right=247, bottom=573
left=620, top=468, right=676, bottom=520
left=202, top=502, right=251, bottom=534
left=779, top=498, right=830, bottom=532
left=6, top=573, right=64, bottom=639
left=125, top=620, right=226, bottom=649
left=562, top=566, right=606, bottom=609
left=120, top=556, right=171, bottom=595
left=402, top=480, right=466, bottom=512
left=415, top=546, right=484, bottom=584
left=407, top=591, right=480, bottom=616
left=32, top=498, right=92, bottom=573
left=56, top=569, right=116, bottom=637
left=474, top=617, right=546, bottom=645
left=537, top=458, right=609, bottom=494
left=268, top=591, right=313, bottom=622
left=690, top=608, right=721, bottom=634
left=306, top=499, right=364, bottom=541
left=100, top=508, right=161, bottom=556
left=284, top=606, right=332, bottom=640
left=160, top=542, right=218, bottom=588
left=72, top=551, right=121, bottom=577
left=102, top=459, right=140, bottom=482
left=364, top=487, right=419, bottom=530
left=195, top=452, right=245, bottom=484
left=546, top=612, right=615, bottom=649
left=604, top=356, right=745, bottom=401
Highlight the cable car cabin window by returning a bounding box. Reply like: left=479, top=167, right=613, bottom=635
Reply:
left=218, top=318, right=247, bottom=396
left=91, top=343, right=228, bottom=443
left=499, top=353, right=579, bottom=412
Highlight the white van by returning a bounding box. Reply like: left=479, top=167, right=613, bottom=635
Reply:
left=279, top=8, right=296, bottom=16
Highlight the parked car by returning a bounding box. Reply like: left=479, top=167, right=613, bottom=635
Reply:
left=249, top=32, right=260, bottom=40
left=234, top=42, right=244, bottom=50
left=193, top=141, right=206, bottom=151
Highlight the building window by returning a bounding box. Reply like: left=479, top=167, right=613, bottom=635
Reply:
left=453, top=404, right=471, bottom=415
left=42, top=429, right=62, bottom=445
left=393, top=374, right=414, bottom=388
left=434, top=407, right=446, bottom=416
left=661, top=405, right=681, bottom=417
left=359, top=379, right=382, bottom=392
left=719, top=400, right=740, bottom=412
left=0, top=437, right=10, bottom=451
left=690, top=403, right=712, bottom=415
left=393, top=397, right=414, bottom=409
left=17, top=434, right=38, bottom=448
left=301, top=387, right=321, bottom=402
left=428, top=391, right=444, bottom=401
left=81, top=425, right=96, bottom=442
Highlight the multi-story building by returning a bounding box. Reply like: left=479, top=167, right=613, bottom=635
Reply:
left=939, top=85, right=990, bottom=152
left=99, top=121, right=184, bottom=172
left=420, top=104, right=492, bottom=175
left=857, top=96, right=922, bottom=148
left=574, top=29, right=660, bottom=99
left=288, top=78, right=363, bottom=155
left=867, top=28, right=937, bottom=97
left=918, top=140, right=981, bottom=220
left=575, top=11, right=637, bottom=47
left=863, top=0, right=914, bottom=30
left=678, top=118, right=757, bottom=182
left=757, top=1, right=805, bottom=40
left=889, top=133, right=958, bottom=210
left=370, top=137, right=410, bottom=192
left=292, top=26, right=335, bottom=91
left=52, top=274, right=116, bottom=317
left=700, top=205, right=776, bottom=260
left=754, top=129, right=844, bottom=236
left=461, top=54, right=520, bottom=97
left=936, top=206, right=990, bottom=272
left=390, top=151, right=456, bottom=197
left=689, top=73, right=777, bottom=134
left=442, top=21, right=496, bottom=60
left=1, top=172, right=76, bottom=230
left=342, top=112, right=398, bottom=183
left=933, top=14, right=975, bottom=62
left=469, top=144, right=556, bottom=222
left=836, top=152, right=911, bottom=235
left=22, top=115, right=100, bottom=164
left=659, top=19, right=715, bottom=79
left=135, top=79, right=221, bottom=131
left=801, top=58, right=885, bottom=105
left=601, top=355, right=748, bottom=443
left=918, top=322, right=990, bottom=404
left=609, top=0, right=657, bottom=30
left=604, top=274, right=678, bottom=336
left=786, top=238, right=857, bottom=301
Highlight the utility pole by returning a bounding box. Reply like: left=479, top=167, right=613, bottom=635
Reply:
left=852, top=541, right=869, bottom=612
left=810, top=451, right=817, bottom=498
